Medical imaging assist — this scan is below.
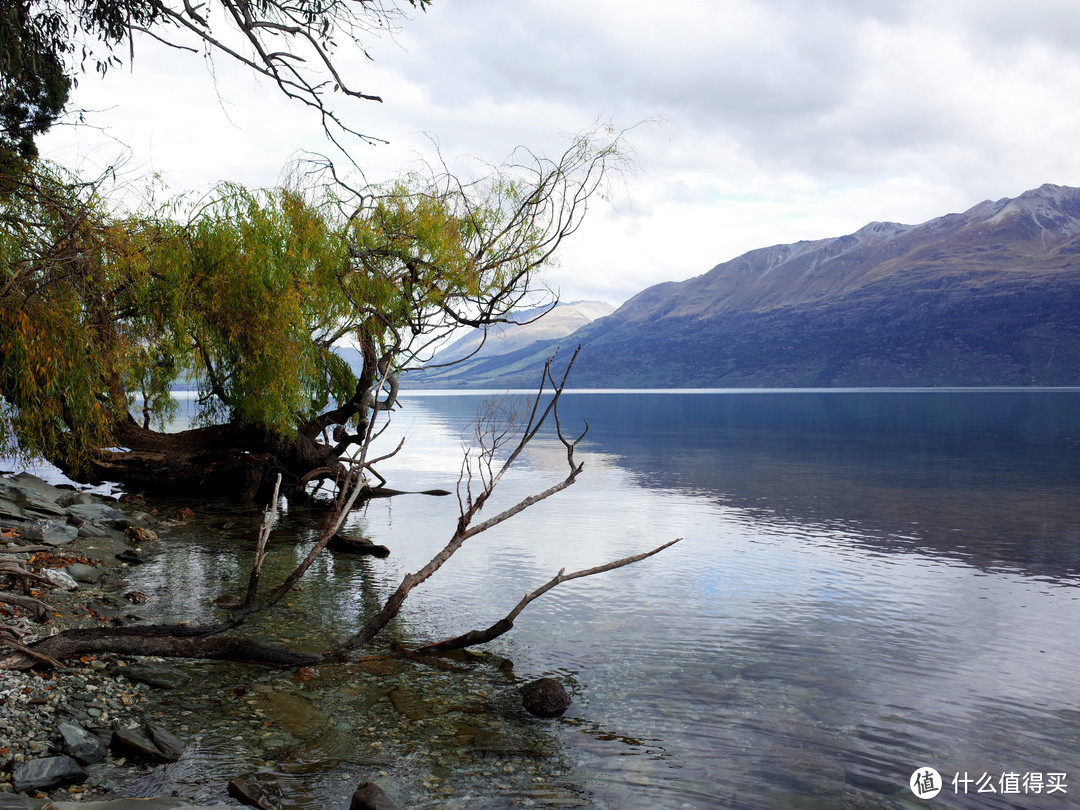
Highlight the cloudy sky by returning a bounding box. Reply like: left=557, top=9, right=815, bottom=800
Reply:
left=40, top=0, right=1080, bottom=307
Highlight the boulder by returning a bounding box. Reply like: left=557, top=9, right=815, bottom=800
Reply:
left=11, top=755, right=87, bottom=793
left=350, top=782, right=400, bottom=810
left=519, top=677, right=572, bottom=717
left=56, top=722, right=108, bottom=765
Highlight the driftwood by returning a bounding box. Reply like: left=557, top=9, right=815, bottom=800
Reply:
left=0, top=592, right=51, bottom=622
left=0, top=625, right=322, bottom=670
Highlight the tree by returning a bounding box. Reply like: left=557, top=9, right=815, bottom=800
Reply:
left=1, top=349, right=680, bottom=671
left=1, top=0, right=428, bottom=159
left=0, top=128, right=627, bottom=501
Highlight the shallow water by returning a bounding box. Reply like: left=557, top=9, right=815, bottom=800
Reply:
left=20, top=389, right=1080, bottom=808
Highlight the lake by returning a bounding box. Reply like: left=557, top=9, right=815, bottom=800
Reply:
left=23, top=389, right=1080, bottom=808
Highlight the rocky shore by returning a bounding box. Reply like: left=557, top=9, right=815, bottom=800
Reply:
left=1, top=472, right=403, bottom=810
left=0, top=472, right=204, bottom=805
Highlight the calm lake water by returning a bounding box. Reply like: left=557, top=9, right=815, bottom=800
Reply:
left=26, top=389, right=1080, bottom=808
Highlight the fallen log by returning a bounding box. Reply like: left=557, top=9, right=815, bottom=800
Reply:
left=0, top=624, right=323, bottom=670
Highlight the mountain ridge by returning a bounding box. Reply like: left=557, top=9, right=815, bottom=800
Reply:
left=405, top=183, right=1080, bottom=389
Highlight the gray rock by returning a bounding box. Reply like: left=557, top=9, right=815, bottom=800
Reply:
left=120, top=662, right=190, bottom=689
left=145, top=723, right=187, bottom=761
left=57, top=722, right=108, bottom=764
left=65, top=502, right=136, bottom=530
left=228, top=776, right=285, bottom=809
left=43, top=567, right=79, bottom=590
left=350, top=782, right=401, bottom=810
left=0, top=499, right=24, bottom=520
left=519, top=677, right=572, bottom=717
left=11, top=754, right=87, bottom=792
left=64, top=562, right=105, bottom=584
left=57, top=491, right=99, bottom=508
left=115, top=549, right=151, bottom=565
left=111, top=723, right=185, bottom=762
left=0, top=796, right=47, bottom=809
left=0, top=477, right=67, bottom=517
left=15, top=518, right=78, bottom=546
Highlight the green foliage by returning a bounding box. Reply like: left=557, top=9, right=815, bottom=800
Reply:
left=0, top=127, right=621, bottom=472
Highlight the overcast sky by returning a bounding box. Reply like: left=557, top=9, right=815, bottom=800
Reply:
left=39, top=0, right=1080, bottom=307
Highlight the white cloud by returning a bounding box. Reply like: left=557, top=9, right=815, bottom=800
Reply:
left=37, top=0, right=1080, bottom=307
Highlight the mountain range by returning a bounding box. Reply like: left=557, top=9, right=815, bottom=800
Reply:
left=406, top=183, right=1080, bottom=388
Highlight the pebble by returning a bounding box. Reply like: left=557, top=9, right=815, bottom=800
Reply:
left=0, top=666, right=150, bottom=792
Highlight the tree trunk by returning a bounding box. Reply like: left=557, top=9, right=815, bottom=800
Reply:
left=61, top=417, right=342, bottom=502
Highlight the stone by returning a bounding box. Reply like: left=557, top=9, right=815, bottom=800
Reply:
left=125, top=526, right=158, bottom=543
left=43, top=567, right=79, bottom=590
left=327, top=534, right=390, bottom=557
left=57, top=722, right=108, bottom=765
left=350, top=782, right=400, bottom=810
left=0, top=796, right=47, bottom=809
left=0, top=500, right=24, bottom=520
left=0, top=477, right=67, bottom=517
left=15, top=518, right=78, bottom=546
left=145, top=723, right=186, bottom=761
left=64, top=502, right=136, bottom=530
left=115, top=549, right=150, bottom=564
left=64, top=562, right=105, bottom=584
left=111, top=723, right=185, bottom=762
left=57, top=491, right=99, bottom=508
left=227, top=776, right=286, bottom=810
left=519, top=677, right=572, bottom=717
left=11, top=755, right=87, bottom=793
left=121, top=662, right=191, bottom=689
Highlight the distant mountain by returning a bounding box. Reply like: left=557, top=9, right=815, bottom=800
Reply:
left=404, top=183, right=1080, bottom=388
left=403, top=300, right=614, bottom=386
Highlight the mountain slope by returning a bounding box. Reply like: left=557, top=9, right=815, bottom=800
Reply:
left=406, top=184, right=1080, bottom=388
left=406, top=300, right=613, bottom=387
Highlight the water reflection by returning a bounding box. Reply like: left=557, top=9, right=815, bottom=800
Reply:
left=396, top=390, right=1080, bottom=581
left=25, top=389, right=1080, bottom=808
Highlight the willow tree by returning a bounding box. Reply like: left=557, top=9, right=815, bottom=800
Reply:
left=0, top=131, right=624, bottom=501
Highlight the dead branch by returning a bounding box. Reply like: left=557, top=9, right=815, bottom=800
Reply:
left=0, top=625, right=322, bottom=671
left=412, top=539, right=682, bottom=655
left=339, top=348, right=585, bottom=652
left=245, top=473, right=281, bottom=607
left=0, top=592, right=51, bottom=623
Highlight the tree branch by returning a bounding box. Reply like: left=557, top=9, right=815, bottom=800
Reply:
left=411, top=539, right=682, bottom=655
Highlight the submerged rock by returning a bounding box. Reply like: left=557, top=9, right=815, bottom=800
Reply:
left=519, top=677, right=572, bottom=717
left=327, top=533, right=390, bottom=557
left=120, top=662, right=191, bottom=689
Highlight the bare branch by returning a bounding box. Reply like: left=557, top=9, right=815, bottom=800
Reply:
left=244, top=472, right=281, bottom=607
left=412, top=539, right=682, bottom=654
left=339, top=350, right=582, bottom=651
